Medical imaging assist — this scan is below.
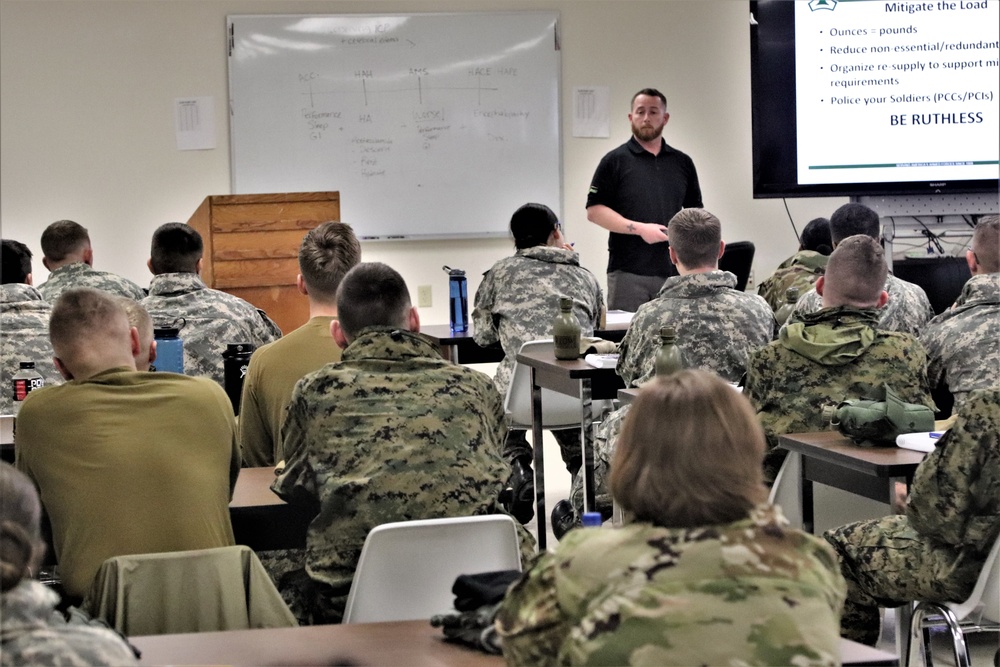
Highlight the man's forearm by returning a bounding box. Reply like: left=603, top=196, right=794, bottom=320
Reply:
left=586, top=205, right=668, bottom=244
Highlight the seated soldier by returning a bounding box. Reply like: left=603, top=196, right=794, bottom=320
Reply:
left=272, top=262, right=520, bottom=625
left=745, top=235, right=935, bottom=483
left=920, top=214, right=999, bottom=409
left=239, top=222, right=361, bottom=467
left=824, top=388, right=1000, bottom=645
left=473, top=203, right=604, bottom=520
left=141, top=223, right=281, bottom=387
left=497, top=370, right=845, bottom=666
left=0, top=461, right=138, bottom=665
left=563, top=208, right=773, bottom=530
left=15, top=288, right=239, bottom=602
left=1, top=240, right=62, bottom=413
left=37, top=220, right=146, bottom=302
left=791, top=203, right=933, bottom=335
left=757, top=216, right=833, bottom=312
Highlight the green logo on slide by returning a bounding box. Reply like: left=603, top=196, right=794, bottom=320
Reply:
left=809, top=0, right=838, bottom=10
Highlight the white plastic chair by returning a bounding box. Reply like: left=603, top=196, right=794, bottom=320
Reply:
left=907, top=533, right=1000, bottom=667
left=341, top=515, right=522, bottom=624
left=768, top=451, right=803, bottom=530
left=506, top=339, right=608, bottom=429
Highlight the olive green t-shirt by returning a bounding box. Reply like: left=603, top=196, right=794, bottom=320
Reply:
left=238, top=316, right=342, bottom=467
left=15, top=367, right=239, bottom=599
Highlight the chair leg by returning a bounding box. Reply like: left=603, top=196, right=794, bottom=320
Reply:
left=907, top=606, right=934, bottom=667
left=897, top=603, right=913, bottom=663
left=912, top=602, right=972, bottom=667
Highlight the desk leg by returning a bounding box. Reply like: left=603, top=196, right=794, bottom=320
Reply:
left=530, top=367, right=546, bottom=553
left=580, top=378, right=595, bottom=514
left=801, top=475, right=815, bottom=535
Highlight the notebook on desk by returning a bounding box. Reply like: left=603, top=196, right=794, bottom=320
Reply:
left=896, top=431, right=944, bottom=454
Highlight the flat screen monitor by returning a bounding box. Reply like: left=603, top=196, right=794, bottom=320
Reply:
left=750, top=0, right=999, bottom=199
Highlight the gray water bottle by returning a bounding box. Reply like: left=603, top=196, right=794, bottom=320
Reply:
left=152, top=327, right=184, bottom=374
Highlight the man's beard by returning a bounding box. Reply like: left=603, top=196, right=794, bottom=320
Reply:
left=632, top=123, right=663, bottom=142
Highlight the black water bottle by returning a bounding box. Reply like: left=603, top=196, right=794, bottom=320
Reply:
left=222, top=343, right=254, bottom=416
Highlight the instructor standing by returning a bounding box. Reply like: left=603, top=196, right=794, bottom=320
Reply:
left=586, top=88, right=703, bottom=311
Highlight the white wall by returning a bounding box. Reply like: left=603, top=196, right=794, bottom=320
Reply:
left=0, top=0, right=844, bottom=326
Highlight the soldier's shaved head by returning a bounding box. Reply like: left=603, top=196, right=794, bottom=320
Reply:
left=970, top=215, right=999, bottom=274
left=49, top=288, right=137, bottom=380
left=40, top=220, right=90, bottom=263
left=336, top=263, right=412, bottom=340
left=116, top=296, right=155, bottom=371
left=667, top=208, right=722, bottom=270
left=149, top=223, right=203, bottom=274
left=820, top=235, right=888, bottom=308
left=829, top=203, right=881, bottom=245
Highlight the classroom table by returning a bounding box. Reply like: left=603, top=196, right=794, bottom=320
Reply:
left=422, top=321, right=630, bottom=365
left=514, top=343, right=624, bottom=551
left=777, top=431, right=925, bottom=535
left=129, top=618, right=900, bottom=666
left=230, top=466, right=312, bottom=551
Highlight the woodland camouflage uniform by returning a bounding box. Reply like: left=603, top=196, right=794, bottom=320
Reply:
left=496, top=504, right=846, bottom=666
left=271, top=327, right=522, bottom=624
left=38, top=262, right=145, bottom=302
left=920, top=273, right=1000, bottom=406
left=824, top=388, right=1000, bottom=645
left=142, top=273, right=281, bottom=387
left=757, top=250, right=828, bottom=313
left=744, top=306, right=934, bottom=483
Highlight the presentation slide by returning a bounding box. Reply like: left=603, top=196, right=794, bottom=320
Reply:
left=795, top=0, right=998, bottom=185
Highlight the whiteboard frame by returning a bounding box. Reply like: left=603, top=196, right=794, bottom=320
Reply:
left=227, top=11, right=563, bottom=241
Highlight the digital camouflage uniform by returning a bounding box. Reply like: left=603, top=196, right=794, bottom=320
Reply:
left=473, top=246, right=603, bottom=467
left=496, top=504, right=846, bottom=666
left=744, top=306, right=934, bottom=483
left=571, top=271, right=774, bottom=517
left=792, top=273, right=933, bottom=335
left=757, top=250, right=828, bottom=313
left=38, top=262, right=146, bottom=302
left=142, top=273, right=281, bottom=387
left=0, top=580, right=137, bottom=666
left=823, top=388, right=1000, bottom=645
left=919, top=273, right=1000, bottom=406
left=0, top=284, right=62, bottom=414
left=271, top=327, right=520, bottom=624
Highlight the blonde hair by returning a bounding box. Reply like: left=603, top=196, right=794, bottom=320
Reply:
left=823, top=235, right=888, bottom=307
left=609, top=370, right=767, bottom=528
left=972, top=215, right=999, bottom=273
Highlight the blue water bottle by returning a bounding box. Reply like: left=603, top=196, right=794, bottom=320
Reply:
left=152, top=327, right=184, bottom=374
left=443, top=265, right=469, bottom=333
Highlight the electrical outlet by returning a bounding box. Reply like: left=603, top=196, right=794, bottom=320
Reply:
left=417, top=285, right=432, bottom=308
left=745, top=270, right=755, bottom=292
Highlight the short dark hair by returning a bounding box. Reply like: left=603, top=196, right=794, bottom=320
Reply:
left=830, top=203, right=880, bottom=244
left=1, top=240, right=32, bottom=284
left=299, top=222, right=362, bottom=302
left=40, top=220, right=89, bottom=262
left=510, top=203, right=559, bottom=250
left=336, top=262, right=411, bottom=339
left=667, top=208, right=721, bottom=269
left=631, top=88, right=667, bottom=110
left=824, top=235, right=888, bottom=307
left=150, top=223, right=203, bottom=274
left=800, top=217, right=833, bottom=255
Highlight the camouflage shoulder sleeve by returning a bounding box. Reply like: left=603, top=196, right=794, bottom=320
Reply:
left=495, top=552, right=569, bottom=667
left=271, top=386, right=317, bottom=506
left=472, top=269, right=500, bottom=347
left=907, top=389, right=1000, bottom=552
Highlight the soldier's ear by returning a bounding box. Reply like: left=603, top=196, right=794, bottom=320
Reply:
left=296, top=274, right=309, bottom=296
left=53, top=357, right=73, bottom=381
left=147, top=258, right=155, bottom=275
left=876, top=290, right=889, bottom=308
left=407, top=307, right=420, bottom=333
left=24, top=273, right=33, bottom=287
left=815, top=276, right=826, bottom=297
left=331, top=320, right=350, bottom=349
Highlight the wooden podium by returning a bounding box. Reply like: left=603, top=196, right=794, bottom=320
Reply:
left=186, top=192, right=340, bottom=335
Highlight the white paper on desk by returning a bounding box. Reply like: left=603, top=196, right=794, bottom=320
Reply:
left=572, top=86, right=610, bottom=138
left=585, top=353, right=619, bottom=369
left=604, top=310, right=635, bottom=326
left=896, top=431, right=942, bottom=453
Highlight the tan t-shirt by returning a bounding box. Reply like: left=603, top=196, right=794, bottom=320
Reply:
left=15, top=367, right=239, bottom=599
left=238, top=316, right=342, bottom=467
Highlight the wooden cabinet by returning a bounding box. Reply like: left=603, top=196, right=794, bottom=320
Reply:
left=186, top=192, right=340, bottom=335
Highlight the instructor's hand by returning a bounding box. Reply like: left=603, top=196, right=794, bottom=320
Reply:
left=636, top=222, right=669, bottom=244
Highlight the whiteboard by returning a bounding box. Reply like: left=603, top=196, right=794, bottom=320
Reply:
left=228, top=12, right=562, bottom=240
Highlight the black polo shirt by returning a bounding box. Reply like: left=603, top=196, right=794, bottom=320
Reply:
left=586, top=137, right=702, bottom=277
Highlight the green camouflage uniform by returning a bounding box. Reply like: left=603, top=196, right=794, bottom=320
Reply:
left=473, top=246, right=603, bottom=466
left=1, top=580, right=137, bottom=666
left=791, top=274, right=933, bottom=335
left=142, top=273, right=281, bottom=387
left=0, top=284, right=62, bottom=413
left=823, top=388, right=1000, bottom=645
left=571, top=271, right=773, bottom=517
left=919, top=273, right=1000, bottom=406
left=38, top=262, right=146, bottom=302
left=757, top=250, right=828, bottom=312
left=744, top=306, right=934, bottom=483
left=271, top=327, right=515, bottom=624
left=496, top=504, right=846, bottom=666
